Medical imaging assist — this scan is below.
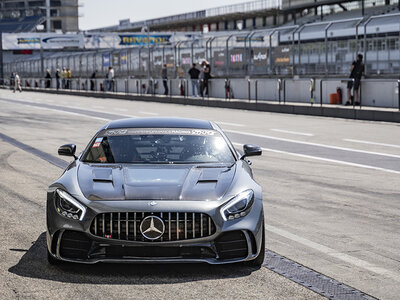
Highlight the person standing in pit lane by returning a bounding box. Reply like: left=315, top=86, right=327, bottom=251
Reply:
left=106, top=67, right=114, bottom=91
left=66, top=68, right=72, bottom=89
left=61, top=67, right=67, bottom=89
left=45, top=69, right=52, bottom=88
left=90, top=70, right=97, bottom=91
left=201, top=60, right=211, bottom=97
left=161, top=64, right=169, bottom=96
left=188, top=63, right=200, bottom=97
left=13, top=73, right=22, bottom=93
left=345, top=54, right=364, bottom=106
left=55, top=69, right=61, bottom=90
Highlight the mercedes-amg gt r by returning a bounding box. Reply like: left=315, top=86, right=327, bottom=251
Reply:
left=46, top=117, right=264, bottom=266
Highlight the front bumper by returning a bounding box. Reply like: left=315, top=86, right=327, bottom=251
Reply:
left=46, top=194, right=264, bottom=264
left=47, top=229, right=260, bottom=264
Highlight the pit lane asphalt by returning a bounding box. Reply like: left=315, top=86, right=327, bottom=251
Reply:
left=1, top=90, right=399, bottom=299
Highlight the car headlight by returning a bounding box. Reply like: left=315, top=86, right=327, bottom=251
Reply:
left=55, top=189, right=86, bottom=221
left=221, top=190, right=254, bottom=221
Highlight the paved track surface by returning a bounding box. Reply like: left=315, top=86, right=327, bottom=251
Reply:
left=1, top=90, right=399, bottom=299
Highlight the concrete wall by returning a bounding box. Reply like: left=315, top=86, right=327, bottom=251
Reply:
left=16, top=77, right=400, bottom=109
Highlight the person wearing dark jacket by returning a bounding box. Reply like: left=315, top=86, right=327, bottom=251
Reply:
left=201, top=60, right=211, bottom=97
left=345, top=54, right=364, bottom=106
left=90, top=70, right=97, bottom=91
left=55, top=69, right=60, bottom=90
left=45, top=69, right=52, bottom=88
left=161, top=64, right=168, bottom=95
left=188, top=63, right=200, bottom=97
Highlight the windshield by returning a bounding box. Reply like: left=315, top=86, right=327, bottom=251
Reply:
left=82, top=128, right=235, bottom=164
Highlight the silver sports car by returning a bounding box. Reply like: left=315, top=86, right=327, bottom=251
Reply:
left=46, top=117, right=264, bottom=266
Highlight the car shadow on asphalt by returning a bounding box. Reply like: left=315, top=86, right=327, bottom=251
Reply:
left=9, top=232, right=258, bottom=284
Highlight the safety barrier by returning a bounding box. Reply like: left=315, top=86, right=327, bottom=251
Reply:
left=2, top=76, right=399, bottom=110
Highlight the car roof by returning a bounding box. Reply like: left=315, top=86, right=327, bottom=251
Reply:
left=102, top=117, right=213, bottom=130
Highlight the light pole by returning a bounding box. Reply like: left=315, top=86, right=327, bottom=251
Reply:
left=141, top=25, right=151, bottom=79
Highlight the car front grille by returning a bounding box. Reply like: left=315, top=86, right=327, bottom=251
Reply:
left=90, top=212, right=216, bottom=242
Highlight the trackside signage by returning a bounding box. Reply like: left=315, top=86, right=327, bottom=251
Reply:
left=119, top=35, right=171, bottom=46
left=2, top=33, right=84, bottom=50
left=2, top=32, right=197, bottom=50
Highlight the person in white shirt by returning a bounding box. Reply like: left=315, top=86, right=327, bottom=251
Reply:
left=107, top=67, right=115, bottom=91
left=14, top=73, right=22, bottom=93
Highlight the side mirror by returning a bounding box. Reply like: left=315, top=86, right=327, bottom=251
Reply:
left=241, top=144, right=262, bottom=159
left=58, top=144, right=77, bottom=159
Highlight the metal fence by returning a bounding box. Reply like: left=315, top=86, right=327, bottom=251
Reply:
left=4, top=13, right=400, bottom=79
left=3, top=76, right=399, bottom=110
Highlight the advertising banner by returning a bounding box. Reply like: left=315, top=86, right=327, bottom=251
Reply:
left=40, top=34, right=84, bottom=49
left=230, top=49, right=245, bottom=67
left=84, top=32, right=196, bottom=49
left=181, top=53, right=191, bottom=66
left=252, top=48, right=268, bottom=67
left=236, top=36, right=264, bottom=43
left=119, top=34, right=172, bottom=46
left=213, top=50, right=225, bottom=67
left=193, top=52, right=205, bottom=64
left=103, top=53, right=110, bottom=68
left=165, top=54, right=174, bottom=68
left=3, top=32, right=201, bottom=50
left=2, top=33, right=84, bottom=50
left=274, top=46, right=291, bottom=65
left=120, top=51, right=128, bottom=65
left=112, top=53, right=120, bottom=66
left=153, top=55, right=162, bottom=68
left=84, top=33, right=119, bottom=49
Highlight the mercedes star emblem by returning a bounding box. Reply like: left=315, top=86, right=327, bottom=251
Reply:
left=140, top=216, right=165, bottom=240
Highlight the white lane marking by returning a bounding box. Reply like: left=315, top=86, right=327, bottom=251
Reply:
left=139, top=111, right=159, bottom=116
left=71, top=106, right=136, bottom=118
left=92, top=105, right=105, bottom=109
left=114, top=108, right=128, bottom=112
left=265, top=224, right=400, bottom=282
left=8, top=98, right=138, bottom=118
left=11, top=102, right=111, bottom=122
left=270, top=128, right=314, bottom=136
left=344, top=138, right=400, bottom=149
left=232, top=142, right=400, bottom=175
left=227, top=129, right=400, bottom=159
left=215, top=121, right=245, bottom=127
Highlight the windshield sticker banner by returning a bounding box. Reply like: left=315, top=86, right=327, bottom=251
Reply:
left=103, top=128, right=216, bottom=136
left=119, top=35, right=171, bottom=46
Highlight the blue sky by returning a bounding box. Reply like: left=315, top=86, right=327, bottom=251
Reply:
left=79, top=0, right=255, bottom=30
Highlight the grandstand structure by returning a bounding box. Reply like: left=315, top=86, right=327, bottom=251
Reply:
left=2, top=0, right=400, bottom=80
left=0, top=0, right=79, bottom=33
left=92, top=0, right=400, bottom=32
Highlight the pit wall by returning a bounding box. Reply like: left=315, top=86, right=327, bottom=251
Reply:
left=10, top=77, right=400, bottom=109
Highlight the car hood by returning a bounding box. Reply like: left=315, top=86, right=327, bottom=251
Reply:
left=77, top=163, right=236, bottom=201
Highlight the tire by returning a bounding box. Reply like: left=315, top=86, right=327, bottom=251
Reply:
left=47, top=249, right=61, bottom=265
left=248, top=225, right=265, bottom=268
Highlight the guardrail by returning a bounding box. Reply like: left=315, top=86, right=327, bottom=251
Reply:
left=2, top=77, right=399, bottom=111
